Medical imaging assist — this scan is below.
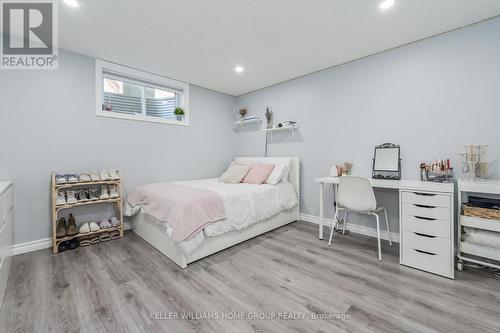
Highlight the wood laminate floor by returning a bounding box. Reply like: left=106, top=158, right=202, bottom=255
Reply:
left=1, top=222, right=500, bottom=333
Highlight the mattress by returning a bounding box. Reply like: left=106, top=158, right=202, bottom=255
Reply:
left=137, top=178, right=298, bottom=255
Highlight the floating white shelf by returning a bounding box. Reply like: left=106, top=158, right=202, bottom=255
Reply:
left=261, top=126, right=299, bottom=132
left=233, top=119, right=262, bottom=128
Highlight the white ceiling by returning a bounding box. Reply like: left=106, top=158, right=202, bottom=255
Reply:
left=56, top=0, right=500, bottom=96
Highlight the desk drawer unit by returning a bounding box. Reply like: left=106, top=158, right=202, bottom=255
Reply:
left=400, top=190, right=454, bottom=279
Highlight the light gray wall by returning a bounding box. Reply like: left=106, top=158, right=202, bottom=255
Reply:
left=234, top=17, right=500, bottom=232
left=0, top=50, right=236, bottom=245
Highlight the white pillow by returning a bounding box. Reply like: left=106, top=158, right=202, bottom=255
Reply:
left=219, top=164, right=251, bottom=184
left=265, top=164, right=289, bottom=185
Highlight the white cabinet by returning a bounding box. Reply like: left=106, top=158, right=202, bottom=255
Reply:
left=400, top=188, right=454, bottom=279
left=0, top=182, right=13, bottom=309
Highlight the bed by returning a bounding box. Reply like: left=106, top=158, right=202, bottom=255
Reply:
left=128, top=157, right=300, bottom=268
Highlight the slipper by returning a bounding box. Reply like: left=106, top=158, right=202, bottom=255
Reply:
left=98, top=219, right=112, bottom=229
left=89, top=236, right=100, bottom=244
left=110, top=217, right=121, bottom=227
left=79, top=172, right=91, bottom=183
left=110, top=230, right=121, bottom=240
left=99, top=232, right=111, bottom=242
left=89, top=221, right=100, bottom=232
left=79, top=236, right=90, bottom=246
left=79, top=222, right=90, bottom=234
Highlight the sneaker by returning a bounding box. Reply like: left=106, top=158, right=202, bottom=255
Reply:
left=110, top=216, right=121, bottom=227
left=100, top=170, right=111, bottom=181
left=88, top=188, right=99, bottom=201
left=56, top=217, right=67, bottom=238
left=56, top=190, right=66, bottom=206
left=109, top=169, right=120, bottom=180
left=109, top=185, right=120, bottom=199
left=79, top=172, right=91, bottom=183
left=76, top=189, right=89, bottom=202
left=99, top=186, right=110, bottom=200
left=89, top=221, right=100, bottom=232
left=66, top=190, right=78, bottom=204
left=67, top=214, right=78, bottom=236
left=79, top=222, right=90, bottom=234
left=55, top=174, right=67, bottom=184
left=98, top=219, right=112, bottom=229
left=89, top=171, right=100, bottom=182
left=68, top=238, right=80, bottom=250
left=58, top=240, right=70, bottom=252
left=67, top=174, right=79, bottom=183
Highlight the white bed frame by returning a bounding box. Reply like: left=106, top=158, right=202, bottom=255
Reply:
left=131, top=157, right=300, bottom=268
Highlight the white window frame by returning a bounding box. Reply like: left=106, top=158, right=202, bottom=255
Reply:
left=95, top=59, right=190, bottom=126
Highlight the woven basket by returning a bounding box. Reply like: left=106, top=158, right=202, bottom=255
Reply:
left=463, top=204, right=500, bottom=220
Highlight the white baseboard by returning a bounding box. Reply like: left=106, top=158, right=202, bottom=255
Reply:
left=12, top=238, right=52, bottom=256
left=300, top=213, right=399, bottom=242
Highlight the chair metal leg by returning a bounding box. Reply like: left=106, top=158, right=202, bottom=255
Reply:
left=328, top=209, right=338, bottom=246
left=342, top=209, right=348, bottom=234
left=383, top=208, right=392, bottom=246
left=374, top=214, right=382, bottom=261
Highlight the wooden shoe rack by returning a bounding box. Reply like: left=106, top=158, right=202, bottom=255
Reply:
left=50, top=174, right=124, bottom=253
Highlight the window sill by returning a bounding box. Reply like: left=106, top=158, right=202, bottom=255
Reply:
left=96, top=111, right=189, bottom=126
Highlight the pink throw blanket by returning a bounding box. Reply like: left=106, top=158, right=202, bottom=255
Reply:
left=128, top=183, right=226, bottom=242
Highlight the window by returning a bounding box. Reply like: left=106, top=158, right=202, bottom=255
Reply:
left=96, top=60, right=189, bottom=125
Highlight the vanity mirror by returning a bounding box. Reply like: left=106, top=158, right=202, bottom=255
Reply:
left=372, top=143, right=401, bottom=180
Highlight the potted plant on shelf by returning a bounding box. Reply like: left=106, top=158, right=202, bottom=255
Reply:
left=174, top=107, right=185, bottom=121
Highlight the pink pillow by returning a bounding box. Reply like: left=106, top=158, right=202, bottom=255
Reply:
left=242, top=163, right=275, bottom=184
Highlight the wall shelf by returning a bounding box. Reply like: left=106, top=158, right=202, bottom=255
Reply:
left=233, top=118, right=262, bottom=130
left=261, top=126, right=299, bottom=132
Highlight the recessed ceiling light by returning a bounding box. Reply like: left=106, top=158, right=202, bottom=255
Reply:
left=379, top=0, right=394, bottom=10
left=64, top=0, right=79, bottom=8
left=234, top=66, right=244, bottom=73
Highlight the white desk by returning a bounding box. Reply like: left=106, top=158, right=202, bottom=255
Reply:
left=315, top=176, right=455, bottom=278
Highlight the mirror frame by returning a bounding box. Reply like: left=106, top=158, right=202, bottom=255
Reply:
left=372, top=143, right=402, bottom=180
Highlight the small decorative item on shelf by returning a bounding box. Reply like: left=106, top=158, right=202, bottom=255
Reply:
left=265, top=107, right=273, bottom=128
left=459, top=144, right=488, bottom=180
left=174, top=107, right=185, bottom=121
left=239, top=108, right=247, bottom=119
left=335, top=161, right=353, bottom=176
left=419, top=159, right=454, bottom=182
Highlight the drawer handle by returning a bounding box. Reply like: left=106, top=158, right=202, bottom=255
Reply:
left=413, top=192, right=436, bottom=197
left=414, top=215, right=436, bottom=221
left=413, top=232, right=436, bottom=238
left=414, top=204, right=436, bottom=209
left=414, top=249, right=436, bottom=256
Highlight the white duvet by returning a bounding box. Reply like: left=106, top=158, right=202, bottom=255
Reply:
left=137, top=178, right=298, bottom=255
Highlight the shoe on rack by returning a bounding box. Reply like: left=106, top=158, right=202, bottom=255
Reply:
left=66, top=190, right=78, bottom=204
left=56, top=217, right=67, bottom=238
left=89, top=171, right=100, bottom=182
left=100, top=170, right=111, bottom=181
left=109, top=169, right=120, bottom=180
left=55, top=174, right=67, bottom=184
left=88, top=188, right=99, bottom=201
left=67, top=214, right=78, bottom=236
left=76, top=189, right=89, bottom=202
left=99, top=186, right=110, bottom=200
left=79, top=222, right=90, bottom=234
left=99, top=232, right=111, bottom=242
left=109, top=185, right=120, bottom=199
left=68, top=238, right=80, bottom=250
left=110, top=216, right=121, bottom=227
left=67, top=174, right=79, bottom=183
left=79, top=235, right=90, bottom=246
left=58, top=241, right=70, bottom=252
left=56, top=190, right=66, bottom=206
left=110, top=230, right=121, bottom=240
left=98, top=219, right=112, bottom=229
left=89, top=221, right=100, bottom=232
left=79, top=172, right=91, bottom=183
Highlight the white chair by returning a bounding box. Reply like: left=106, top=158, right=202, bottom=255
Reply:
left=328, top=176, right=392, bottom=260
